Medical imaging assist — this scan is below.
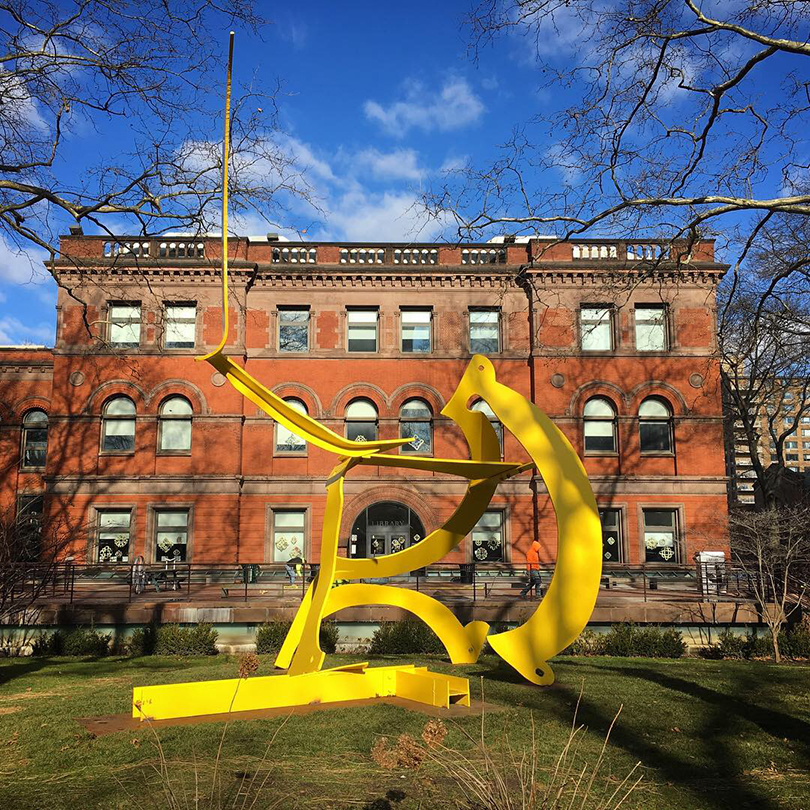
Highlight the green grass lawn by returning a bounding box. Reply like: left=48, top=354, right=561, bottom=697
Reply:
left=0, top=653, right=808, bottom=810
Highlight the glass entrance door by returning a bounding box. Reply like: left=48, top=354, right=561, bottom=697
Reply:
left=349, top=501, right=426, bottom=558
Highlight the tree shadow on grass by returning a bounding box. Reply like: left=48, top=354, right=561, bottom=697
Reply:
left=477, top=657, right=804, bottom=810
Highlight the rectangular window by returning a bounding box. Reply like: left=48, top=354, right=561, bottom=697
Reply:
left=278, top=307, right=310, bottom=352
left=471, top=510, right=505, bottom=562
left=599, top=508, right=623, bottom=563
left=347, top=309, right=378, bottom=352
left=469, top=309, right=500, bottom=353
left=16, top=495, right=43, bottom=560
left=580, top=306, right=613, bottom=351
left=401, top=309, right=432, bottom=353
left=273, top=509, right=306, bottom=562
left=643, top=508, right=679, bottom=564
left=786, top=441, right=798, bottom=449
left=164, top=304, right=196, bottom=349
left=155, top=510, right=189, bottom=562
left=634, top=305, right=667, bottom=351
left=97, top=509, right=132, bottom=563
left=109, top=303, right=141, bottom=347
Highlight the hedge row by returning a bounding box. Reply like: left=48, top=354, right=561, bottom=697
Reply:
left=698, top=626, right=810, bottom=660
left=255, top=620, right=338, bottom=655
left=560, top=624, right=687, bottom=658
left=32, top=623, right=219, bottom=657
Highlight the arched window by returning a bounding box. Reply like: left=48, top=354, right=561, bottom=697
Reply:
left=21, top=409, right=48, bottom=469
left=275, top=397, right=308, bottom=453
left=102, top=396, right=136, bottom=452
left=158, top=396, right=192, bottom=452
left=584, top=397, right=617, bottom=453
left=639, top=397, right=673, bottom=453
left=345, top=398, right=378, bottom=443
left=471, top=400, right=504, bottom=455
left=400, top=398, right=433, bottom=454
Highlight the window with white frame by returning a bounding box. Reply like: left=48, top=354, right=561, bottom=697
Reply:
left=101, top=396, right=136, bottom=452
left=275, top=398, right=307, bottom=453
left=158, top=396, right=192, bottom=452
left=580, top=306, right=613, bottom=351
left=347, top=309, right=378, bottom=352
left=634, top=305, right=667, bottom=351
left=154, top=510, right=189, bottom=562
left=583, top=397, right=617, bottom=453
left=599, top=508, right=623, bottom=563
left=21, top=409, right=48, bottom=469
left=399, top=398, right=433, bottom=454
left=96, top=509, right=132, bottom=563
left=401, top=309, right=432, bottom=353
left=272, top=509, right=306, bottom=562
left=643, top=508, right=680, bottom=563
left=109, top=303, right=141, bottom=347
left=164, top=304, right=196, bottom=348
left=469, top=309, right=500, bottom=353
left=471, top=510, right=505, bottom=562
left=278, top=307, right=309, bottom=352
left=471, top=400, right=504, bottom=455
left=638, top=397, right=673, bottom=453
left=346, top=399, right=378, bottom=442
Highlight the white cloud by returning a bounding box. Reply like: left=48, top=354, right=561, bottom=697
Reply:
left=364, top=77, right=485, bottom=136
left=350, top=148, right=426, bottom=181
left=0, top=315, right=53, bottom=346
left=0, top=67, right=48, bottom=132
left=0, top=235, right=47, bottom=284
left=325, top=189, right=446, bottom=242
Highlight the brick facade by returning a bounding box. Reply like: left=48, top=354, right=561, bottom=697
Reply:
left=0, top=236, right=729, bottom=568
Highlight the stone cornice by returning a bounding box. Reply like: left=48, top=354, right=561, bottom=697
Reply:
left=48, top=261, right=726, bottom=288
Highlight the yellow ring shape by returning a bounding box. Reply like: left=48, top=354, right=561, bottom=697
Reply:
left=464, top=357, right=602, bottom=685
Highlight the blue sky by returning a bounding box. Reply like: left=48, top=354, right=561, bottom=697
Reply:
left=2, top=1, right=550, bottom=346
left=0, top=1, right=796, bottom=346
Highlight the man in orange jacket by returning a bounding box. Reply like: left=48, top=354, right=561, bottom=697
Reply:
left=519, top=540, right=543, bottom=598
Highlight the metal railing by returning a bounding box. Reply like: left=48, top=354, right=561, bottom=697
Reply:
left=0, top=560, right=767, bottom=608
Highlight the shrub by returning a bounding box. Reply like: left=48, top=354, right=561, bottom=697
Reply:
left=255, top=620, right=338, bottom=655
left=782, top=624, right=810, bottom=659
left=153, top=623, right=218, bottom=656
left=701, top=626, right=810, bottom=661
left=559, top=628, right=603, bottom=656
left=368, top=620, right=445, bottom=655
left=32, top=627, right=111, bottom=656
left=127, top=623, right=157, bottom=656
left=561, top=624, right=685, bottom=659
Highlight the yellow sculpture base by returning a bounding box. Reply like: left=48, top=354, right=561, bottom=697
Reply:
left=132, top=663, right=470, bottom=721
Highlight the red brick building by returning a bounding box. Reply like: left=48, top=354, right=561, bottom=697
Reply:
left=0, top=234, right=729, bottom=569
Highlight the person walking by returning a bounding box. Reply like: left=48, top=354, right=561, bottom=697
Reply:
left=519, top=540, right=542, bottom=598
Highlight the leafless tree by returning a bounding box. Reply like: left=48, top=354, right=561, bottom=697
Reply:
left=0, top=1, right=317, bottom=279
left=0, top=500, right=79, bottom=624
left=431, top=1, right=810, bottom=499
left=720, top=214, right=810, bottom=506
left=729, top=504, right=810, bottom=662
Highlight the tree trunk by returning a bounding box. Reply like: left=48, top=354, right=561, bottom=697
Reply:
left=770, top=626, right=782, bottom=663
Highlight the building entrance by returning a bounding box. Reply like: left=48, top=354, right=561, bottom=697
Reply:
left=348, top=501, right=426, bottom=558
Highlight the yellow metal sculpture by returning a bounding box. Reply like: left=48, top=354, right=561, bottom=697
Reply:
left=131, top=34, right=602, bottom=721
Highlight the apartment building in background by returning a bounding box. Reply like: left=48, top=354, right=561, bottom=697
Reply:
left=0, top=234, right=730, bottom=569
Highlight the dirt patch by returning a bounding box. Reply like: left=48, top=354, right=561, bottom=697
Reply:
left=0, top=706, right=21, bottom=715
left=0, top=690, right=65, bottom=702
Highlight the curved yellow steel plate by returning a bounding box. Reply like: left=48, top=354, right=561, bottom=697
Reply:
left=463, top=356, right=602, bottom=684
left=276, top=582, right=489, bottom=668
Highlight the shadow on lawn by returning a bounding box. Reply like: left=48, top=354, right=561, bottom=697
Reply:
left=0, top=655, right=206, bottom=687
left=477, top=657, right=803, bottom=810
